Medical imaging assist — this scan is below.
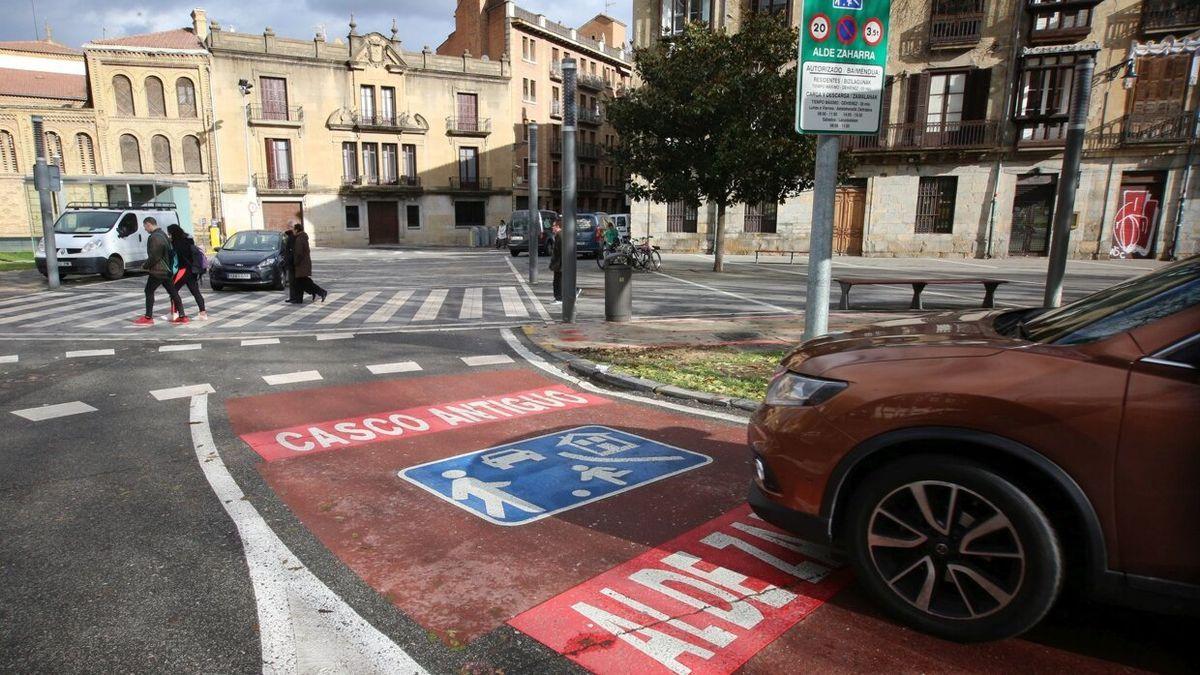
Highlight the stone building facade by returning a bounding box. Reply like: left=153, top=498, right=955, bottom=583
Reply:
left=629, top=0, right=1200, bottom=260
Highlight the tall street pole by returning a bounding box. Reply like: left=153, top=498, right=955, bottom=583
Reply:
left=804, top=135, right=839, bottom=340
left=528, top=122, right=539, bottom=283
left=561, top=59, right=579, bottom=323
left=1044, top=56, right=1095, bottom=308
left=31, top=115, right=60, bottom=289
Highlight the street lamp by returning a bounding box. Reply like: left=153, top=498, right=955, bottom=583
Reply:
left=238, top=79, right=257, bottom=230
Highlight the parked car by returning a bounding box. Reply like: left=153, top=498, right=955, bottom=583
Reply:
left=749, top=257, right=1200, bottom=642
left=35, top=202, right=181, bottom=280
left=508, top=209, right=556, bottom=257
left=574, top=213, right=615, bottom=258
left=209, top=230, right=287, bottom=291
left=608, top=213, right=631, bottom=239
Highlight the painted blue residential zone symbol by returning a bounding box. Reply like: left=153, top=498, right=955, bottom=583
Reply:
left=399, top=426, right=711, bottom=526
left=833, top=0, right=863, bottom=9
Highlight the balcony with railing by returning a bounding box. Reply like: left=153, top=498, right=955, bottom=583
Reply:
left=551, top=100, right=563, bottom=119
left=841, top=120, right=1001, bottom=152
left=446, top=116, right=492, bottom=136
left=448, top=176, right=494, bottom=191
left=550, top=62, right=563, bottom=81
left=578, top=73, right=606, bottom=91
left=1122, top=111, right=1198, bottom=145
left=1025, top=0, right=1101, bottom=44
left=577, top=176, right=604, bottom=192
left=342, top=174, right=422, bottom=189
left=929, top=0, right=986, bottom=49
left=1141, top=0, right=1200, bottom=34
left=254, top=173, right=308, bottom=193
left=351, top=113, right=413, bottom=131
left=247, top=104, right=303, bottom=127
left=578, top=108, right=603, bottom=125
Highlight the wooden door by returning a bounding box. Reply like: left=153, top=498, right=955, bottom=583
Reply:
left=368, top=201, right=400, bottom=245
left=457, top=93, right=478, bottom=132
left=833, top=185, right=866, bottom=256
left=1110, top=172, right=1165, bottom=259
left=260, top=77, right=288, bottom=120
left=262, top=201, right=301, bottom=232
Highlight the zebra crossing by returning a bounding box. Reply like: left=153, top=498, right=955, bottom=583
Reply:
left=0, top=285, right=543, bottom=336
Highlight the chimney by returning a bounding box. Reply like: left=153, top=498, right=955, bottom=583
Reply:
left=191, top=8, right=209, bottom=42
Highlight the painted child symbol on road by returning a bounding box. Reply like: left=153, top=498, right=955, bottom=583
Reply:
left=401, top=426, right=711, bottom=526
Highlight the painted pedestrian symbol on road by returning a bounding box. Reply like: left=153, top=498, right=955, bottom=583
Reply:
left=400, top=426, right=710, bottom=525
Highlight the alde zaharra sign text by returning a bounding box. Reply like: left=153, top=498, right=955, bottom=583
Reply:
left=796, top=0, right=892, bottom=135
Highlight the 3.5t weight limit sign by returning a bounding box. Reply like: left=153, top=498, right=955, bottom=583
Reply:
left=796, top=0, right=892, bottom=135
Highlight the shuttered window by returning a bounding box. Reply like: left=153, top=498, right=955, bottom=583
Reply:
left=119, top=134, right=142, bottom=173
left=145, top=76, right=167, bottom=118
left=151, top=135, right=172, bottom=174
left=0, top=130, right=17, bottom=173
left=113, top=75, right=135, bottom=116
left=182, top=135, right=202, bottom=173
left=76, top=133, right=96, bottom=174
left=915, top=177, right=957, bottom=234
left=176, top=77, right=197, bottom=118
left=666, top=200, right=698, bottom=233
left=342, top=142, right=358, bottom=183
left=43, top=131, right=64, bottom=171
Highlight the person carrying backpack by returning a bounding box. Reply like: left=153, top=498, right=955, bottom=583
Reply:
left=133, top=216, right=186, bottom=326
left=168, top=223, right=207, bottom=321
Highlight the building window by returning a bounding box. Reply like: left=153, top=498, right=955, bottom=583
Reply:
left=182, top=135, right=202, bottom=173
left=259, top=77, right=289, bottom=121
left=176, top=77, right=197, bottom=118
left=523, top=78, right=537, bottom=103
left=145, top=76, right=167, bottom=118
left=666, top=200, right=698, bottom=232
left=381, top=87, right=396, bottom=125
left=454, top=200, right=486, bottom=228
left=1029, top=0, right=1094, bottom=41
left=457, top=92, right=479, bottom=131
left=407, top=203, right=421, bottom=229
left=662, top=0, right=713, bottom=35
left=1016, top=53, right=1081, bottom=144
left=382, top=143, right=399, bottom=184
left=402, top=143, right=417, bottom=184
left=344, top=204, right=360, bottom=230
left=43, top=131, right=64, bottom=172
left=119, top=134, right=141, bottom=173
left=342, top=142, right=358, bottom=183
left=915, top=176, right=957, bottom=233
left=113, top=75, right=135, bottom=116
left=744, top=201, right=777, bottom=233
left=361, top=142, right=379, bottom=184
left=360, top=85, right=376, bottom=122
left=75, top=133, right=96, bottom=174
left=458, top=146, right=479, bottom=188
left=265, top=138, right=292, bottom=187
left=522, top=157, right=530, bottom=181
left=0, top=129, right=16, bottom=173
left=750, top=0, right=790, bottom=17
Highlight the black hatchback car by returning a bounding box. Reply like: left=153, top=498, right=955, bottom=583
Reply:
left=209, top=230, right=287, bottom=291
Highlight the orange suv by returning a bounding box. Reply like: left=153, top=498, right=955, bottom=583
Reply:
left=749, top=257, right=1199, bottom=642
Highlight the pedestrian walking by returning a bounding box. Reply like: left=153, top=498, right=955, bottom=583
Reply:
left=496, top=218, right=508, bottom=250
left=283, top=227, right=300, bottom=303
left=168, top=224, right=207, bottom=321
left=549, top=218, right=563, bottom=303
left=290, top=222, right=327, bottom=303
left=132, top=216, right=186, bottom=326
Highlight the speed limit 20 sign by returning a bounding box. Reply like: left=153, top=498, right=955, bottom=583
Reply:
left=795, top=0, right=892, bottom=135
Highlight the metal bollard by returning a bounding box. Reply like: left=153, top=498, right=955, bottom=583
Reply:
left=604, top=263, right=632, bottom=322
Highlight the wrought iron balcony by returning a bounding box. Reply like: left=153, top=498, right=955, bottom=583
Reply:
left=841, top=120, right=1000, bottom=152
left=342, top=174, right=422, bottom=188
left=1122, top=111, right=1198, bottom=145
left=578, top=108, right=603, bottom=125
left=247, top=104, right=303, bottom=125
left=551, top=100, right=563, bottom=118
left=578, top=73, right=606, bottom=91
left=448, top=176, right=494, bottom=191
left=1141, top=0, right=1200, bottom=34
left=446, top=116, right=492, bottom=136
left=928, top=0, right=985, bottom=48
left=352, top=113, right=406, bottom=130
left=253, top=173, right=307, bottom=193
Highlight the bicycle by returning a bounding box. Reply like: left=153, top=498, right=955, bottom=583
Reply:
left=629, top=237, right=662, bottom=272
left=596, top=239, right=635, bottom=270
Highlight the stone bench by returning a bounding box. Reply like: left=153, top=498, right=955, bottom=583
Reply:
left=835, top=277, right=1009, bottom=310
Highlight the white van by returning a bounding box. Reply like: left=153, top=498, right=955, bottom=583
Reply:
left=608, top=213, right=631, bottom=239
left=35, top=202, right=181, bottom=280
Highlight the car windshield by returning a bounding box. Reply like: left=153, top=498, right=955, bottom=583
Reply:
left=222, top=232, right=280, bottom=252
left=54, top=211, right=118, bottom=234
left=1022, top=258, right=1200, bottom=344
left=509, top=211, right=553, bottom=235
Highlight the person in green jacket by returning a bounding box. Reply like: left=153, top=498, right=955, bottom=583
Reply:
left=603, top=219, right=620, bottom=249
left=133, top=216, right=185, bottom=326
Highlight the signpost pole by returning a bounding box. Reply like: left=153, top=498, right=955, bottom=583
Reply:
left=31, top=115, right=60, bottom=289
left=804, top=135, right=839, bottom=340
left=1043, top=56, right=1094, bottom=308
left=528, top=123, right=539, bottom=283
left=562, top=59, right=579, bottom=324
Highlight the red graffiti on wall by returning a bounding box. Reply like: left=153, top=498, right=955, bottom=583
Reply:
left=1110, top=189, right=1158, bottom=259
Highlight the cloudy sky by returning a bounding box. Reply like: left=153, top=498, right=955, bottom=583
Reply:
left=2, top=1, right=633, bottom=50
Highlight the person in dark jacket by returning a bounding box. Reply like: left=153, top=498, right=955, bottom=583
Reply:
left=168, top=224, right=207, bottom=321
left=549, top=218, right=563, bottom=303
left=290, top=222, right=327, bottom=303
left=133, top=217, right=185, bottom=326
left=283, top=228, right=300, bottom=303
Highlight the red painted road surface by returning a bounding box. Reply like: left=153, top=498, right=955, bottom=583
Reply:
left=227, top=366, right=1185, bottom=672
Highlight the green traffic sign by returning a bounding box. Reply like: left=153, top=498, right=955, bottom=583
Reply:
left=795, top=0, right=892, bottom=135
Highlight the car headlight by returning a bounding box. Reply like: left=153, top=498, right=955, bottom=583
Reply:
left=257, top=257, right=278, bottom=269
left=81, top=239, right=102, bottom=254
left=764, top=371, right=847, bottom=407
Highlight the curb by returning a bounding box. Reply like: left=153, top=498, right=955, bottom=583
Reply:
left=522, top=328, right=760, bottom=413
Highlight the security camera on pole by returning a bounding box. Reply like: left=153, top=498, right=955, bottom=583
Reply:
left=796, top=0, right=891, bottom=340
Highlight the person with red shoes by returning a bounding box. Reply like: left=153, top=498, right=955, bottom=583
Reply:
left=132, top=216, right=187, bottom=327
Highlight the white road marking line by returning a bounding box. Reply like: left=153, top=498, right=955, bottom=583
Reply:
left=0, top=292, right=58, bottom=310
left=412, top=289, right=448, bottom=321
left=262, top=370, right=322, bottom=386
left=0, top=292, right=84, bottom=316
left=65, top=348, right=115, bottom=358
left=461, top=354, right=514, bottom=367
left=499, top=286, right=529, bottom=318
left=23, top=295, right=148, bottom=328
left=501, top=329, right=750, bottom=423
left=364, top=289, right=413, bottom=323
left=503, top=254, right=552, bottom=322
left=186, top=395, right=429, bottom=673
left=12, top=401, right=98, bottom=421
left=315, top=333, right=354, bottom=341
left=0, top=293, right=138, bottom=326
left=366, top=361, right=423, bottom=375
left=268, top=292, right=348, bottom=327
left=0, top=355, right=18, bottom=363
left=653, top=270, right=795, bottom=314
left=459, top=287, right=483, bottom=320
left=927, top=258, right=999, bottom=270
left=150, top=383, right=215, bottom=401
left=241, top=338, right=280, bottom=346
left=199, top=294, right=281, bottom=328
left=159, top=343, right=202, bottom=352
left=318, top=291, right=380, bottom=325
left=220, top=299, right=294, bottom=328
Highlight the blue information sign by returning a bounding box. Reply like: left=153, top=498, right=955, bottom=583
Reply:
left=400, top=426, right=711, bottom=526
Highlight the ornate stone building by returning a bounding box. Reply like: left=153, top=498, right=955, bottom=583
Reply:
left=629, top=0, right=1199, bottom=260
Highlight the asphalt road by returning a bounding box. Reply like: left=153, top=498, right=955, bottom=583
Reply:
left=1, top=249, right=1193, bottom=674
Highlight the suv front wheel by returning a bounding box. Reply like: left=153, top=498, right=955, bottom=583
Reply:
left=845, top=455, right=1063, bottom=642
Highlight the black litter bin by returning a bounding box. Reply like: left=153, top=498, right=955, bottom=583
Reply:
left=604, top=263, right=632, bottom=322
